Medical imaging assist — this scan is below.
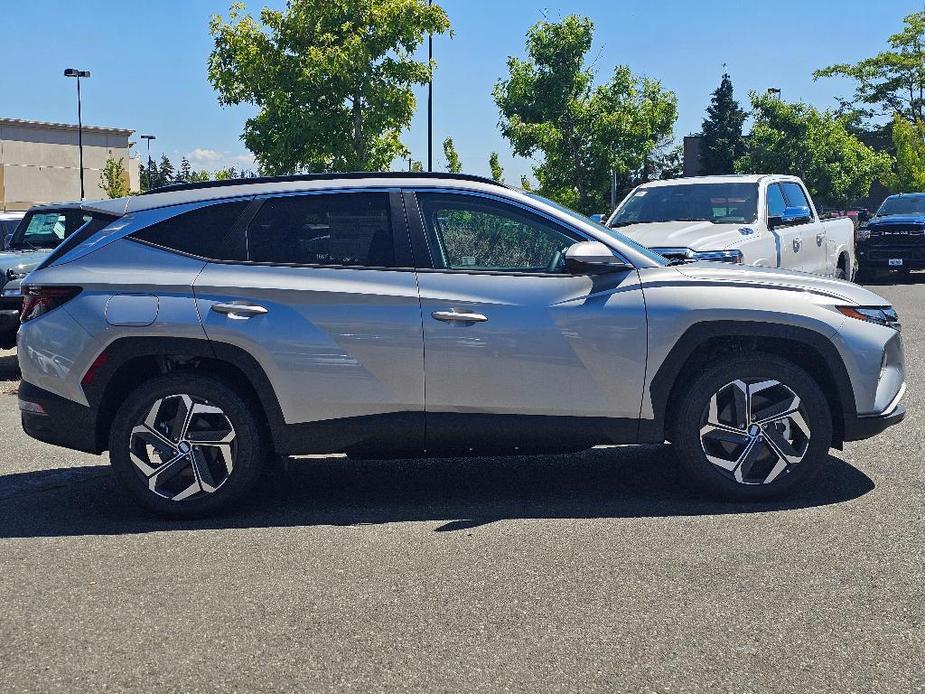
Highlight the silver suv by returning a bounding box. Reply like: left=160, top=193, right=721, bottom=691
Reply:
left=16, top=173, right=905, bottom=516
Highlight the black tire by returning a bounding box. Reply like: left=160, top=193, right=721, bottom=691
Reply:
left=108, top=372, right=268, bottom=517
left=670, top=355, right=833, bottom=500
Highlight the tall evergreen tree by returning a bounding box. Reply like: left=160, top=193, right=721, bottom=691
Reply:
left=177, top=157, right=193, bottom=183
left=158, top=155, right=176, bottom=186
left=699, top=73, right=746, bottom=175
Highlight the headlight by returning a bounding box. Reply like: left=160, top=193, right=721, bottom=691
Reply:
left=838, top=305, right=901, bottom=331
left=690, top=249, right=744, bottom=264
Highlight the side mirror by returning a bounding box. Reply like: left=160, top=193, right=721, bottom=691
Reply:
left=857, top=210, right=871, bottom=223
left=565, top=241, right=631, bottom=274
left=589, top=214, right=607, bottom=225
left=770, top=206, right=812, bottom=228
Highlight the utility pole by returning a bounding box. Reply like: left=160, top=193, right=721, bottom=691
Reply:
left=64, top=68, right=91, bottom=199
left=427, top=0, right=433, bottom=172
left=140, top=134, right=156, bottom=189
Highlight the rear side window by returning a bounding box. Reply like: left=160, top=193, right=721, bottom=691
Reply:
left=246, top=192, right=395, bottom=268
left=132, top=201, right=249, bottom=260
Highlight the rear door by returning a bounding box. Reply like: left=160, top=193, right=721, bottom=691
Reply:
left=781, top=181, right=829, bottom=275
left=766, top=183, right=802, bottom=270
left=408, top=190, right=648, bottom=455
left=193, top=190, right=425, bottom=456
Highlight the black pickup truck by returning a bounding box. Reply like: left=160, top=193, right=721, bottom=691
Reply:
left=857, top=193, right=925, bottom=277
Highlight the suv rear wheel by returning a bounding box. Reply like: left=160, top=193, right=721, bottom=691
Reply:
left=671, top=355, right=833, bottom=499
left=108, top=373, right=267, bottom=517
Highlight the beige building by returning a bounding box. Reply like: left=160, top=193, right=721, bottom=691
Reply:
left=0, top=117, right=141, bottom=211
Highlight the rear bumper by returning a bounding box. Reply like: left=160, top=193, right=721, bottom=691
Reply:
left=843, top=405, right=906, bottom=442
left=18, top=381, right=101, bottom=454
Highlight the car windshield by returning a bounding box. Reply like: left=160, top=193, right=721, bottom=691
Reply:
left=525, top=192, right=668, bottom=266
left=877, top=195, right=925, bottom=217
left=610, top=182, right=759, bottom=226
left=8, top=209, right=90, bottom=250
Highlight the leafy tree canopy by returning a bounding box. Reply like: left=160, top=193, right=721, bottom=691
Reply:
left=887, top=114, right=925, bottom=192
left=100, top=155, right=130, bottom=198
left=493, top=15, right=676, bottom=214
left=735, top=93, right=892, bottom=207
left=814, top=10, right=925, bottom=123
left=443, top=136, right=462, bottom=173
left=699, top=73, right=746, bottom=175
left=489, top=152, right=504, bottom=183
left=209, top=0, right=451, bottom=174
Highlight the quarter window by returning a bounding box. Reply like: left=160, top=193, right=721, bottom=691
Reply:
left=132, top=201, right=249, bottom=260
left=417, top=193, right=577, bottom=272
left=246, top=193, right=395, bottom=268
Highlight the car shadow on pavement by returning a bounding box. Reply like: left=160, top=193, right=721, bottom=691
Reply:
left=0, top=445, right=875, bottom=539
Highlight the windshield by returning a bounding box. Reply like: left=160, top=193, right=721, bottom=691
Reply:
left=610, top=182, right=759, bottom=226
left=526, top=191, right=668, bottom=266
left=9, top=209, right=90, bottom=250
left=877, top=195, right=925, bottom=217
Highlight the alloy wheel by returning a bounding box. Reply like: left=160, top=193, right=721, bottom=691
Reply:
left=698, top=379, right=812, bottom=485
left=128, top=394, right=237, bottom=501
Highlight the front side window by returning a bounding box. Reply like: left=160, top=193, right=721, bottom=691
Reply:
left=247, top=192, right=395, bottom=268
left=417, top=193, right=576, bottom=272
left=781, top=182, right=812, bottom=215
left=767, top=184, right=787, bottom=218
left=10, top=209, right=90, bottom=250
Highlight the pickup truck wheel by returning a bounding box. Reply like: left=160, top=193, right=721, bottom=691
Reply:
left=108, top=372, right=268, bottom=518
left=671, top=355, right=833, bottom=500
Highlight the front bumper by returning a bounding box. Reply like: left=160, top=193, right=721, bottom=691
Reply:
left=843, top=405, right=906, bottom=442
left=18, top=381, right=101, bottom=454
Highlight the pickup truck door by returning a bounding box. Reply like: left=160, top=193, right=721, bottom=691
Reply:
left=766, top=183, right=803, bottom=270
left=781, top=181, right=829, bottom=276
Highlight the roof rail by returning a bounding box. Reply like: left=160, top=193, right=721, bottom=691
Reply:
left=142, top=171, right=508, bottom=195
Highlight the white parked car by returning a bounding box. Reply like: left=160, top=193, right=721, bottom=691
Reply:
left=606, top=175, right=855, bottom=279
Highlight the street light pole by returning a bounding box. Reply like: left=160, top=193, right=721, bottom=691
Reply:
left=64, top=68, right=91, bottom=199
left=427, top=0, right=433, bottom=172
left=140, top=134, right=156, bottom=189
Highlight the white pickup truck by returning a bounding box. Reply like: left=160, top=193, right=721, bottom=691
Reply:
left=606, top=174, right=855, bottom=279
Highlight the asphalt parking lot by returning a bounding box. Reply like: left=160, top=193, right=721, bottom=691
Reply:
left=0, top=280, right=922, bottom=694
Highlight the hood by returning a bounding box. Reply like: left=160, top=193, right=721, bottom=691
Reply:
left=673, top=262, right=890, bottom=306
left=614, top=221, right=756, bottom=250
left=868, top=214, right=925, bottom=227
left=0, top=249, right=51, bottom=283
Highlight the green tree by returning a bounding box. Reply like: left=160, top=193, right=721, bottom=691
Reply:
left=519, top=175, right=533, bottom=191
left=177, top=156, right=193, bottom=183
left=887, top=114, right=925, bottom=192
left=493, top=15, right=677, bottom=213
left=699, top=73, right=746, bottom=174
left=214, top=166, right=239, bottom=180
left=190, top=170, right=212, bottom=183
left=100, top=154, right=130, bottom=198
left=442, top=137, right=462, bottom=173
left=143, top=157, right=158, bottom=191
left=489, top=152, right=504, bottom=182
left=814, top=10, right=925, bottom=123
left=735, top=93, right=892, bottom=207
left=158, top=155, right=175, bottom=186
left=209, top=0, right=451, bottom=174
left=410, top=159, right=424, bottom=172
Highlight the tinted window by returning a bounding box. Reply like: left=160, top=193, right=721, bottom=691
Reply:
left=9, top=209, right=90, bottom=250
left=132, top=201, right=248, bottom=260
left=781, top=182, right=811, bottom=213
left=418, top=193, right=576, bottom=272
left=247, top=193, right=394, bottom=267
left=610, top=183, right=759, bottom=226
left=877, top=195, right=925, bottom=216
left=766, top=184, right=787, bottom=218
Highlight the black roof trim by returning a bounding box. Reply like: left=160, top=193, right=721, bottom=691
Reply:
left=142, top=171, right=508, bottom=196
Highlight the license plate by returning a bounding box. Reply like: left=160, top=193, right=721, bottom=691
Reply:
left=889, top=258, right=904, bottom=267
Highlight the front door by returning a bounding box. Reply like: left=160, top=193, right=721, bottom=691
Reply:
left=766, top=183, right=803, bottom=271
left=408, top=191, right=648, bottom=455
left=781, top=181, right=829, bottom=276
left=194, top=190, right=425, bottom=456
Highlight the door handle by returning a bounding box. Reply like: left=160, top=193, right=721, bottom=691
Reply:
left=816, top=232, right=825, bottom=246
left=211, top=302, right=269, bottom=319
left=793, top=238, right=802, bottom=252
left=431, top=310, right=488, bottom=324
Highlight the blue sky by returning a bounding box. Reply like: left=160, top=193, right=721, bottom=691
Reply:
left=0, top=0, right=918, bottom=182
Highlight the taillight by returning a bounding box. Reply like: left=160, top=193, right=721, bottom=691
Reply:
left=20, top=286, right=82, bottom=323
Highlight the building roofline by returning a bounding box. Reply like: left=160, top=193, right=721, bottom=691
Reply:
left=143, top=171, right=509, bottom=196
left=0, top=117, right=133, bottom=136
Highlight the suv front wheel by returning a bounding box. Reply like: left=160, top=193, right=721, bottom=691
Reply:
left=109, top=373, right=267, bottom=517
left=671, top=355, right=833, bottom=499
